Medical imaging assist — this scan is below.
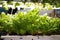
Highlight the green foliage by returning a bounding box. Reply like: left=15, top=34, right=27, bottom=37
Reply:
left=1, top=1, right=53, bottom=10
left=0, top=8, right=60, bottom=35
left=45, top=3, right=53, bottom=10
left=12, top=8, right=39, bottom=35
left=2, top=2, right=8, bottom=10
left=13, top=2, right=20, bottom=8
left=1, top=0, right=60, bottom=7
left=0, top=12, right=14, bottom=34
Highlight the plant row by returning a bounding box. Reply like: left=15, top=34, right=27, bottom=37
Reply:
left=0, top=8, right=60, bottom=35
left=2, top=2, right=53, bottom=10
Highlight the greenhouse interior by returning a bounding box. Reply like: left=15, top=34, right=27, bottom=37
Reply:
left=0, top=0, right=60, bottom=40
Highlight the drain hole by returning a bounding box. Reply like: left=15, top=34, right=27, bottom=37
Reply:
left=20, top=37, right=23, bottom=39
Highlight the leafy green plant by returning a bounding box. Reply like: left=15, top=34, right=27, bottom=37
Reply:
left=12, top=8, right=39, bottom=35
left=12, top=12, right=26, bottom=35
left=0, top=7, right=60, bottom=35
left=24, top=9, right=40, bottom=35
left=38, top=14, right=58, bottom=35
left=0, top=12, right=14, bottom=35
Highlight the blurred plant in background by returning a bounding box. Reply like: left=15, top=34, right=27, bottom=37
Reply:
left=2, top=1, right=8, bottom=10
